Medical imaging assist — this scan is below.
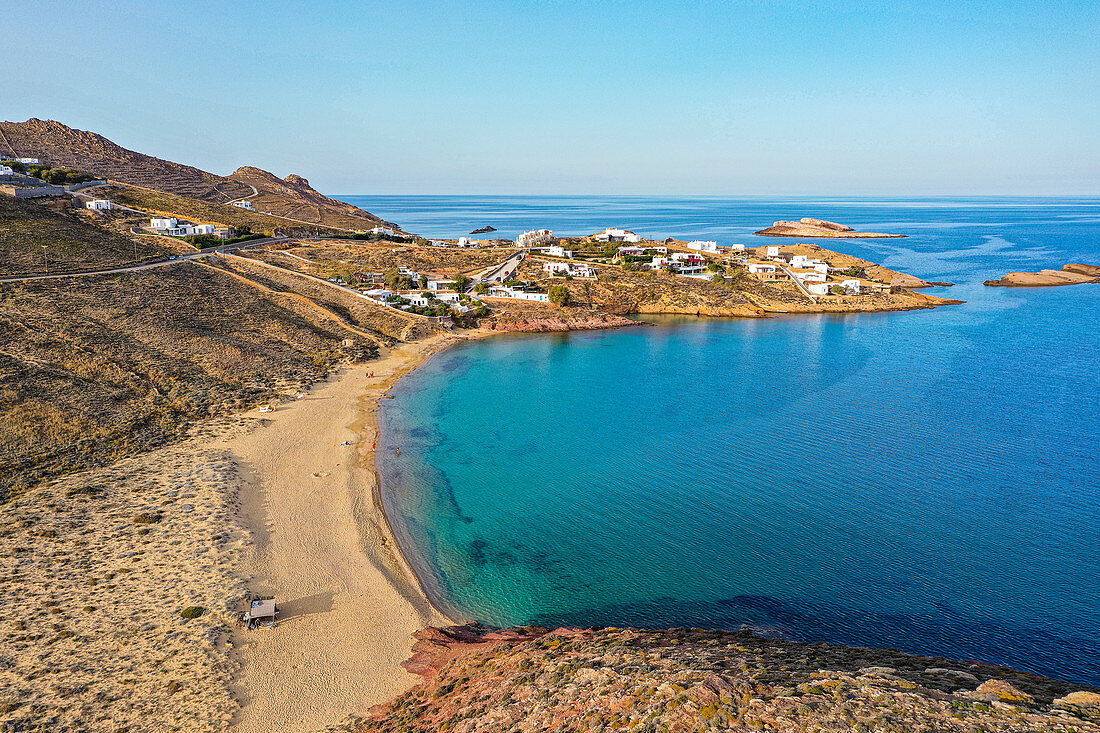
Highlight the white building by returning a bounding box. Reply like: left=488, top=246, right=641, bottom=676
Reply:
left=806, top=282, right=830, bottom=296
left=191, top=224, right=217, bottom=236
left=151, top=217, right=178, bottom=230
left=85, top=199, right=112, bottom=210
left=0, top=165, right=13, bottom=176
left=537, top=245, right=573, bottom=258
left=747, top=262, right=779, bottom=277
left=616, top=245, right=646, bottom=257
left=728, top=244, right=746, bottom=252
left=455, top=237, right=480, bottom=247
left=435, top=291, right=461, bottom=303
left=517, top=229, right=554, bottom=247
left=544, top=262, right=596, bottom=278
left=427, top=279, right=457, bottom=291
left=593, top=227, right=641, bottom=243
left=429, top=240, right=447, bottom=247
left=364, top=288, right=394, bottom=300
left=649, top=256, right=670, bottom=270
left=687, top=240, right=719, bottom=254
left=407, top=294, right=430, bottom=307
left=370, top=226, right=397, bottom=237
left=230, top=200, right=255, bottom=211
left=841, top=279, right=862, bottom=294
left=790, top=268, right=827, bottom=283
left=487, top=285, right=550, bottom=302
left=14, top=158, right=40, bottom=165
left=766, top=246, right=781, bottom=259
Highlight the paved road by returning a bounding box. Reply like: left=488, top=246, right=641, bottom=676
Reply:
left=0, top=237, right=287, bottom=283
left=475, top=250, right=526, bottom=285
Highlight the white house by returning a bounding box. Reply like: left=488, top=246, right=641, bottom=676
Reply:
left=487, top=285, right=550, bottom=302
left=593, top=227, right=641, bottom=243
left=616, top=245, right=646, bottom=257
left=537, top=245, right=572, bottom=258
left=408, top=294, right=430, bottom=307
left=728, top=244, right=746, bottom=252
left=790, top=268, right=827, bottom=283
left=841, top=279, right=862, bottom=294
left=569, top=264, right=596, bottom=278
left=517, top=229, right=554, bottom=247
left=191, top=224, right=217, bottom=236
left=747, top=262, right=779, bottom=277
left=687, top=240, right=719, bottom=254
left=14, top=158, right=40, bottom=165
left=806, top=282, right=830, bottom=296
left=544, top=262, right=571, bottom=274
left=370, top=226, right=397, bottom=237
left=151, top=218, right=178, bottom=230
left=766, top=246, right=781, bottom=259
left=649, top=256, right=670, bottom=270
left=435, top=291, right=461, bottom=303
left=85, top=199, right=112, bottom=210
left=455, top=237, right=479, bottom=247
left=0, top=165, right=13, bottom=176
left=790, top=255, right=821, bottom=269
left=429, top=240, right=447, bottom=247
left=364, top=288, right=394, bottom=300
left=545, top=262, right=596, bottom=278
left=427, top=279, right=457, bottom=291
left=230, top=200, right=255, bottom=211
left=671, top=252, right=705, bottom=265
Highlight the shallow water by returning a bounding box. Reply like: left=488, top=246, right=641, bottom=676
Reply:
left=371, top=196, right=1100, bottom=684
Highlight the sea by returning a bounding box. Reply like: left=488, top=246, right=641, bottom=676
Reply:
left=344, top=196, right=1100, bottom=685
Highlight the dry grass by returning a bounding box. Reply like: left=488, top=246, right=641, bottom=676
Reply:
left=0, top=196, right=172, bottom=277
left=0, top=263, right=378, bottom=501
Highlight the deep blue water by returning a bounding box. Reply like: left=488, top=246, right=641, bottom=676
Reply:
left=371, top=197, right=1100, bottom=685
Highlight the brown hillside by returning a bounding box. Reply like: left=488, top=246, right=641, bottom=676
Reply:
left=0, top=118, right=396, bottom=232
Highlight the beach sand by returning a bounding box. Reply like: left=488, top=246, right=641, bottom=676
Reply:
left=226, top=333, right=460, bottom=733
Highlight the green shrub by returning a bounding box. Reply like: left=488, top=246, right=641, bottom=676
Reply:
left=133, top=512, right=162, bottom=524
left=180, top=606, right=205, bottom=619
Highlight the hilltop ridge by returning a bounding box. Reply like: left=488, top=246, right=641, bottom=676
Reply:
left=0, top=118, right=396, bottom=231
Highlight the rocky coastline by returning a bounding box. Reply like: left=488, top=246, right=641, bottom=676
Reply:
left=984, top=263, right=1100, bottom=287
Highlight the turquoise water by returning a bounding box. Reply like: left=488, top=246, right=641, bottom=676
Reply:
left=371, top=197, right=1100, bottom=684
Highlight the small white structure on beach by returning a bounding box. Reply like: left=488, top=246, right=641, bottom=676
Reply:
left=231, top=200, right=255, bottom=210
left=85, top=199, right=112, bottom=210
left=517, top=229, right=554, bottom=247
left=593, top=227, right=641, bottom=243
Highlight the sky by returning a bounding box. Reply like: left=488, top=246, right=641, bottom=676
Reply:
left=6, top=0, right=1100, bottom=195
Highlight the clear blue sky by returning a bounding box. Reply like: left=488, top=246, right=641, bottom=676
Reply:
left=7, top=0, right=1099, bottom=195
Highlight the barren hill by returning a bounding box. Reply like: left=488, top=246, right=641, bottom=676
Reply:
left=0, top=118, right=396, bottom=232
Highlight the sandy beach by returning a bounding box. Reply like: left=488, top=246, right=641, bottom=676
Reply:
left=226, top=333, right=461, bottom=733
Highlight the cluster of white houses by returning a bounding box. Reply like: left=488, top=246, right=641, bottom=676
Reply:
left=743, top=245, right=885, bottom=296
left=517, top=228, right=555, bottom=247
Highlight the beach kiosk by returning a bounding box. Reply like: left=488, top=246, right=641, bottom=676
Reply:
left=244, top=598, right=277, bottom=629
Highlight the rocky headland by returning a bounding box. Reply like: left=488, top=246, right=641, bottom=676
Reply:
left=754, top=217, right=906, bottom=238
left=984, top=263, right=1100, bottom=287
left=355, top=623, right=1100, bottom=732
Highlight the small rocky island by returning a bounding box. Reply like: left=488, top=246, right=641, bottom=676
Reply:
left=984, top=263, right=1100, bottom=287
left=469, top=225, right=497, bottom=235
left=755, top=217, right=906, bottom=238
